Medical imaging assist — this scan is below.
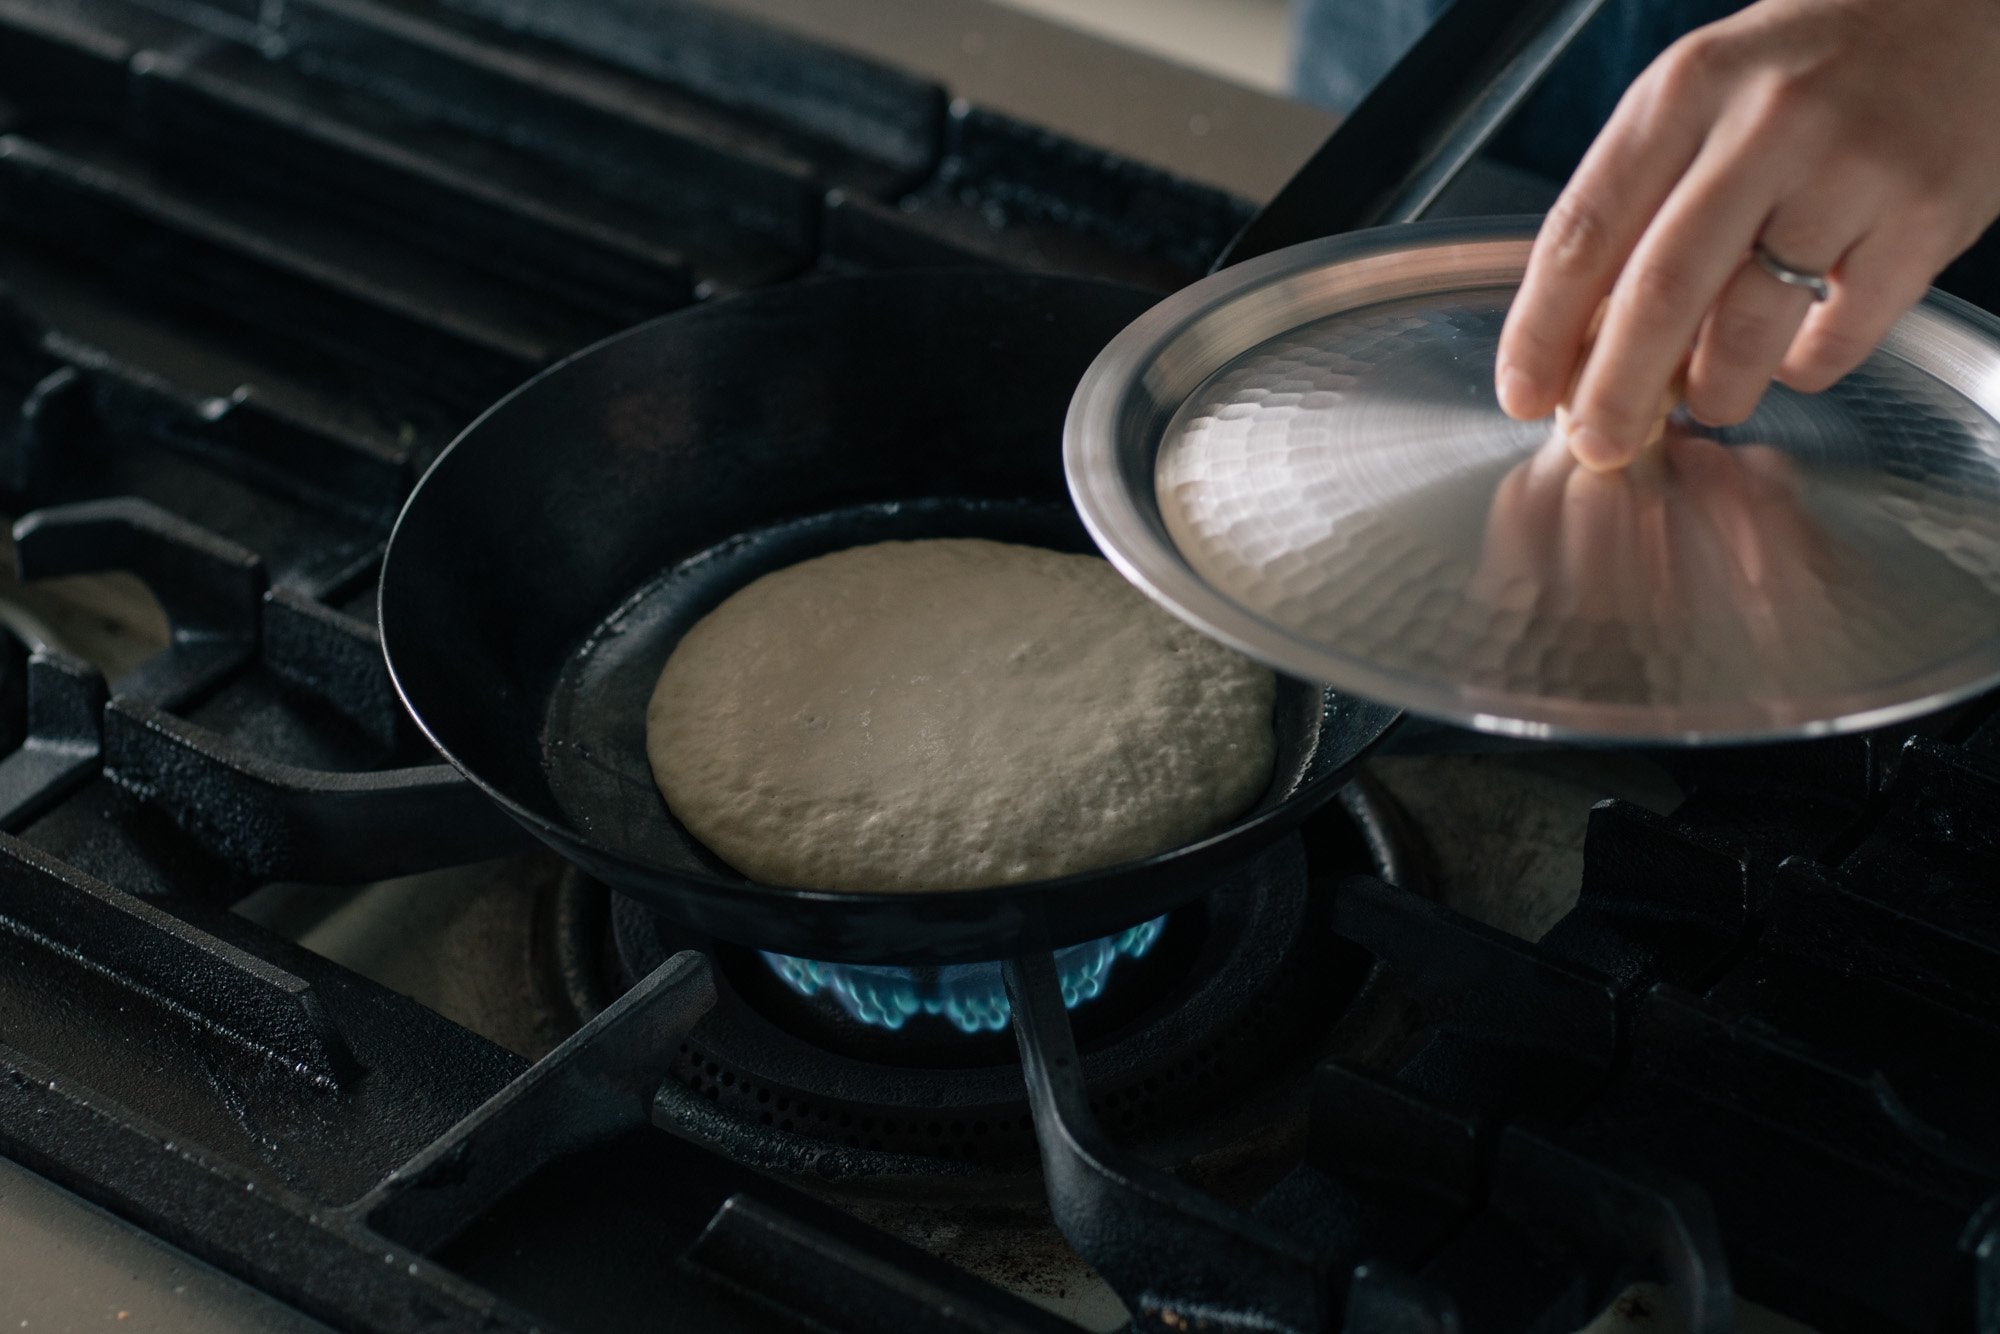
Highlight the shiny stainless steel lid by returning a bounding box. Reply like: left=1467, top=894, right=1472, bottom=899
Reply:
left=1065, top=218, right=2000, bottom=743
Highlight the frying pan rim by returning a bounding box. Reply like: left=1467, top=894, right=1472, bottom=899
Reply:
left=378, top=270, right=1401, bottom=926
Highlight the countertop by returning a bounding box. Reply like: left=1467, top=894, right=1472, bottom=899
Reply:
left=702, top=0, right=1337, bottom=203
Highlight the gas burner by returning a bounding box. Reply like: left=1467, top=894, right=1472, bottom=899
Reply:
left=605, top=777, right=1424, bottom=1182
left=649, top=841, right=1332, bottom=1174
left=760, top=916, right=1168, bottom=1034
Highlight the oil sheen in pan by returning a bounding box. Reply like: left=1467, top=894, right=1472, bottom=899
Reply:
left=539, top=495, right=1328, bottom=888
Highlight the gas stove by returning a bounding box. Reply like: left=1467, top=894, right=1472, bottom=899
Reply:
left=2, top=2, right=1999, bottom=1332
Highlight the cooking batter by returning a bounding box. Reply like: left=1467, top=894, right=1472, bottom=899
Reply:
left=644, top=539, right=1277, bottom=892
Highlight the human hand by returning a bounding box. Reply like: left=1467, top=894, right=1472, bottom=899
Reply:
left=1493, top=0, right=2000, bottom=471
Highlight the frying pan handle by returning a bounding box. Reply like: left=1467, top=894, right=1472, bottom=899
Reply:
left=1213, top=0, right=1613, bottom=270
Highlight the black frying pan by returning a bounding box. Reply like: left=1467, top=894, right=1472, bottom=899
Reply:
left=379, top=0, right=1607, bottom=964
left=379, top=273, right=1398, bottom=964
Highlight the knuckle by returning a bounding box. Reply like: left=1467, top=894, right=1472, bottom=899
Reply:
left=1685, top=374, right=1759, bottom=426
left=1788, top=326, right=1868, bottom=388
left=1758, top=222, right=1841, bottom=273
left=1497, top=315, right=1568, bottom=398
left=1835, top=260, right=1933, bottom=329
left=1618, top=61, right=1676, bottom=131
left=1502, top=320, right=1557, bottom=365
left=1624, top=260, right=1695, bottom=311
left=1879, top=155, right=1977, bottom=230
left=1898, top=196, right=1979, bottom=259
left=1943, top=214, right=1986, bottom=262
left=1705, top=304, right=1779, bottom=361
left=1898, top=190, right=1955, bottom=237
left=1780, top=361, right=1843, bottom=394
left=1540, top=194, right=1613, bottom=277
left=1744, top=76, right=1834, bottom=156
left=1653, top=29, right=1731, bottom=100
left=1825, top=262, right=1892, bottom=310
left=1571, top=387, right=1647, bottom=439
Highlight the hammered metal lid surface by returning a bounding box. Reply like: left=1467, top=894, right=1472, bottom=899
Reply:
left=1065, top=219, right=2000, bottom=742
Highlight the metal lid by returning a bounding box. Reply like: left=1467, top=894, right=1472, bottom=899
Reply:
left=1065, top=219, right=2000, bottom=743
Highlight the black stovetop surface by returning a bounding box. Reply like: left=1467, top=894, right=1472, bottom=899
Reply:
left=2, top=2, right=2000, bottom=1332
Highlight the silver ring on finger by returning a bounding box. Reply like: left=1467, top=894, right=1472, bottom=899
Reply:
left=1751, top=243, right=1832, bottom=302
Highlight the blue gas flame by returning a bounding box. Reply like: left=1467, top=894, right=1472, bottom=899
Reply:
left=760, top=917, right=1166, bottom=1034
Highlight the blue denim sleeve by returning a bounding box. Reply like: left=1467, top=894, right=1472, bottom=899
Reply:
left=1288, top=0, right=1744, bottom=179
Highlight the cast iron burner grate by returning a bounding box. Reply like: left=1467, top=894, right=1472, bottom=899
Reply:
left=614, top=794, right=1401, bottom=1174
